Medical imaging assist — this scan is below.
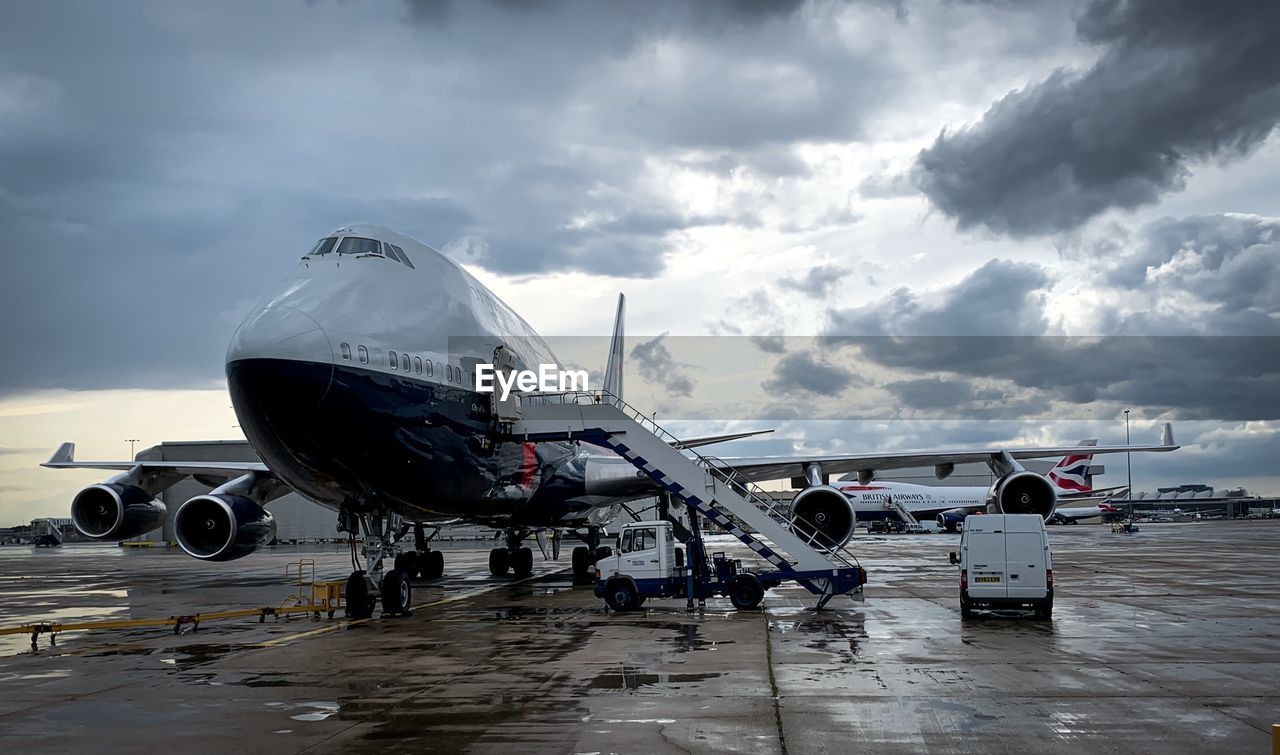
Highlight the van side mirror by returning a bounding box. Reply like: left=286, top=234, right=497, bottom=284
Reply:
left=948, top=551, right=959, bottom=565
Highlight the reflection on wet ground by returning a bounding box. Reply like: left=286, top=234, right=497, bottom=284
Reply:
left=0, top=523, right=1278, bottom=752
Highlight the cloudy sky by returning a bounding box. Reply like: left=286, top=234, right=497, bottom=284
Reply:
left=1, top=0, right=1277, bottom=524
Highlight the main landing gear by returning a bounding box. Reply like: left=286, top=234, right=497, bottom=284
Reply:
left=339, top=509, right=444, bottom=620
left=570, top=527, right=611, bottom=584
left=489, top=530, right=535, bottom=577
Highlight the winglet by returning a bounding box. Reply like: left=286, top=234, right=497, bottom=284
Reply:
left=1161, top=422, right=1174, bottom=447
left=44, top=443, right=75, bottom=466
left=603, top=293, right=625, bottom=405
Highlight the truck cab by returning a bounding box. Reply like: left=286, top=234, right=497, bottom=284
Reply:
left=949, top=514, right=1053, bottom=620
left=594, top=521, right=772, bottom=612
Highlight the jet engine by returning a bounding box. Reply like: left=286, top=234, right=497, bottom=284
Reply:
left=935, top=508, right=970, bottom=533
left=988, top=471, right=1057, bottom=520
left=70, top=483, right=166, bottom=540
left=790, top=485, right=856, bottom=549
left=174, top=494, right=276, bottom=562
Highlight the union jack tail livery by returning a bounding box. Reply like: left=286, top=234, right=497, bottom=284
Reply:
left=1047, top=439, right=1097, bottom=493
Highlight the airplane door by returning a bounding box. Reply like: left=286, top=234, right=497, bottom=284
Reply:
left=492, top=345, right=521, bottom=421
left=967, top=530, right=1007, bottom=599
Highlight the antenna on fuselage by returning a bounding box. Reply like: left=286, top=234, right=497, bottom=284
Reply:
left=603, top=293, right=625, bottom=405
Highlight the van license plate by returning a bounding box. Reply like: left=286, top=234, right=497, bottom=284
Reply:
left=974, top=576, right=1001, bottom=583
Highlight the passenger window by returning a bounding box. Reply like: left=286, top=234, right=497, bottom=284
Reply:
left=621, top=530, right=635, bottom=553
left=425, top=359, right=433, bottom=377
left=358, top=345, right=369, bottom=364
left=339, top=342, right=351, bottom=360
left=389, top=351, right=398, bottom=370
left=414, top=357, right=422, bottom=375
left=335, top=236, right=382, bottom=256
left=403, top=356, right=410, bottom=372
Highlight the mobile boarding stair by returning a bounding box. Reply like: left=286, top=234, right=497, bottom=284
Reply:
left=510, top=393, right=866, bottom=608
left=885, top=497, right=929, bottom=533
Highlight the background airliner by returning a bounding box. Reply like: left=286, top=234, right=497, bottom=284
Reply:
left=837, top=443, right=1128, bottom=530
left=43, top=224, right=1178, bottom=617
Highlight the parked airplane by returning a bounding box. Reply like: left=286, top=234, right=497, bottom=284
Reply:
left=42, top=224, right=1180, bottom=617
left=834, top=444, right=1124, bottom=531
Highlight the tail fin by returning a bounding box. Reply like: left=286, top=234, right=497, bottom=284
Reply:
left=1047, top=439, right=1097, bottom=493
left=603, top=293, right=625, bottom=404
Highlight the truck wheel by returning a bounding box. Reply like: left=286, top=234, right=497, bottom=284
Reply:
left=489, top=547, right=509, bottom=576
left=728, top=574, right=764, bottom=610
left=604, top=579, right=640, bottom=612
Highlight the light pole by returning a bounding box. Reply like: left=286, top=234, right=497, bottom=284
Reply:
left=126, top=438, right=140, bottom=459
left=1123, top=410, right=1132, bottom=523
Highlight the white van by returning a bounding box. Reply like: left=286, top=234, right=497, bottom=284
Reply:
left=949, top=514, right=1053, bottom=620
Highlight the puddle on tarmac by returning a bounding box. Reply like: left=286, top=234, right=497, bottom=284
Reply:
left=285, top=701, right=341, bottom=722
left=586, top=666, right=721, bottom=690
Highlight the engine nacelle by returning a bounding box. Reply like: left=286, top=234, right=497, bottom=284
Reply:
left=70, top=483, right=166, bottom=541
left=790, top=484, right=856, bottom=550
left=936, top=508, right=971, bottom=533
left=988, top=471, right=1057, bottom=520
left=174, top=494, right=276, bottom=562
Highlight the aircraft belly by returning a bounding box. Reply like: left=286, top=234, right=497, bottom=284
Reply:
left=227, top=357, right=606, bottom=527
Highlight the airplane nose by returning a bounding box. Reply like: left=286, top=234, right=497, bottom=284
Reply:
left=227, top=305, right=333, bottom=364
left=226, top=305, right=334, bottom=410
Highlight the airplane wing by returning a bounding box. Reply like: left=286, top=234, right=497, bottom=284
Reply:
left=41, top=442, right=270, bottom=479
left=669, top=429, right=773, bottom=450
left=716, top=424, right=1177, bottom=484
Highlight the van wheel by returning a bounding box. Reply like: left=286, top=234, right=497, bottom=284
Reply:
left=960, top=596, right=973, bottom=619
left=728, top=574, right=765, bottom=610
left=604, top=579, right=640, bottom=612
left=1034, top=598, right=1053, bottom=620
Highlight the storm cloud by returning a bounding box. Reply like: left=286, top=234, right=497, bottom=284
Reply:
left=914, top=0, right=1280, bottom=235
left=630, top=333, right=696, bottom=397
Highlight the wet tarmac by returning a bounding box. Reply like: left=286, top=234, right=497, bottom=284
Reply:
left=0, top=521, right=1278, bottom=753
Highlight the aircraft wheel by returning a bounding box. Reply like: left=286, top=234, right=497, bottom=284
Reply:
left=604, top=579, right=640, bottom=612
left=345, top=571, right=376, bottom=620
left=489, top=547, right=509, bottom=576
left=728, top=574, right=764, bottom=610
left=513, top=546, right=534, bottom=577
left=381, top=569, right=412, bottom=616
left=394, top=551, right=416, bottom=575
left=571, top=546, right=591, bottom=575
left=422, top=549, right=444, bottom=580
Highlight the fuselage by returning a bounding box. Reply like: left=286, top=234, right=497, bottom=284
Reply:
left=225, top=224, right=645, bottom=528
left=836, top=482, right=987, bottom=520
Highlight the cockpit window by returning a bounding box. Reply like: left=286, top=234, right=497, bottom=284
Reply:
left=308, top=237, right=338, bottom=256
left=336, top=237, right=382, bottom=256
left=388, top=244, right=415, bottom=269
